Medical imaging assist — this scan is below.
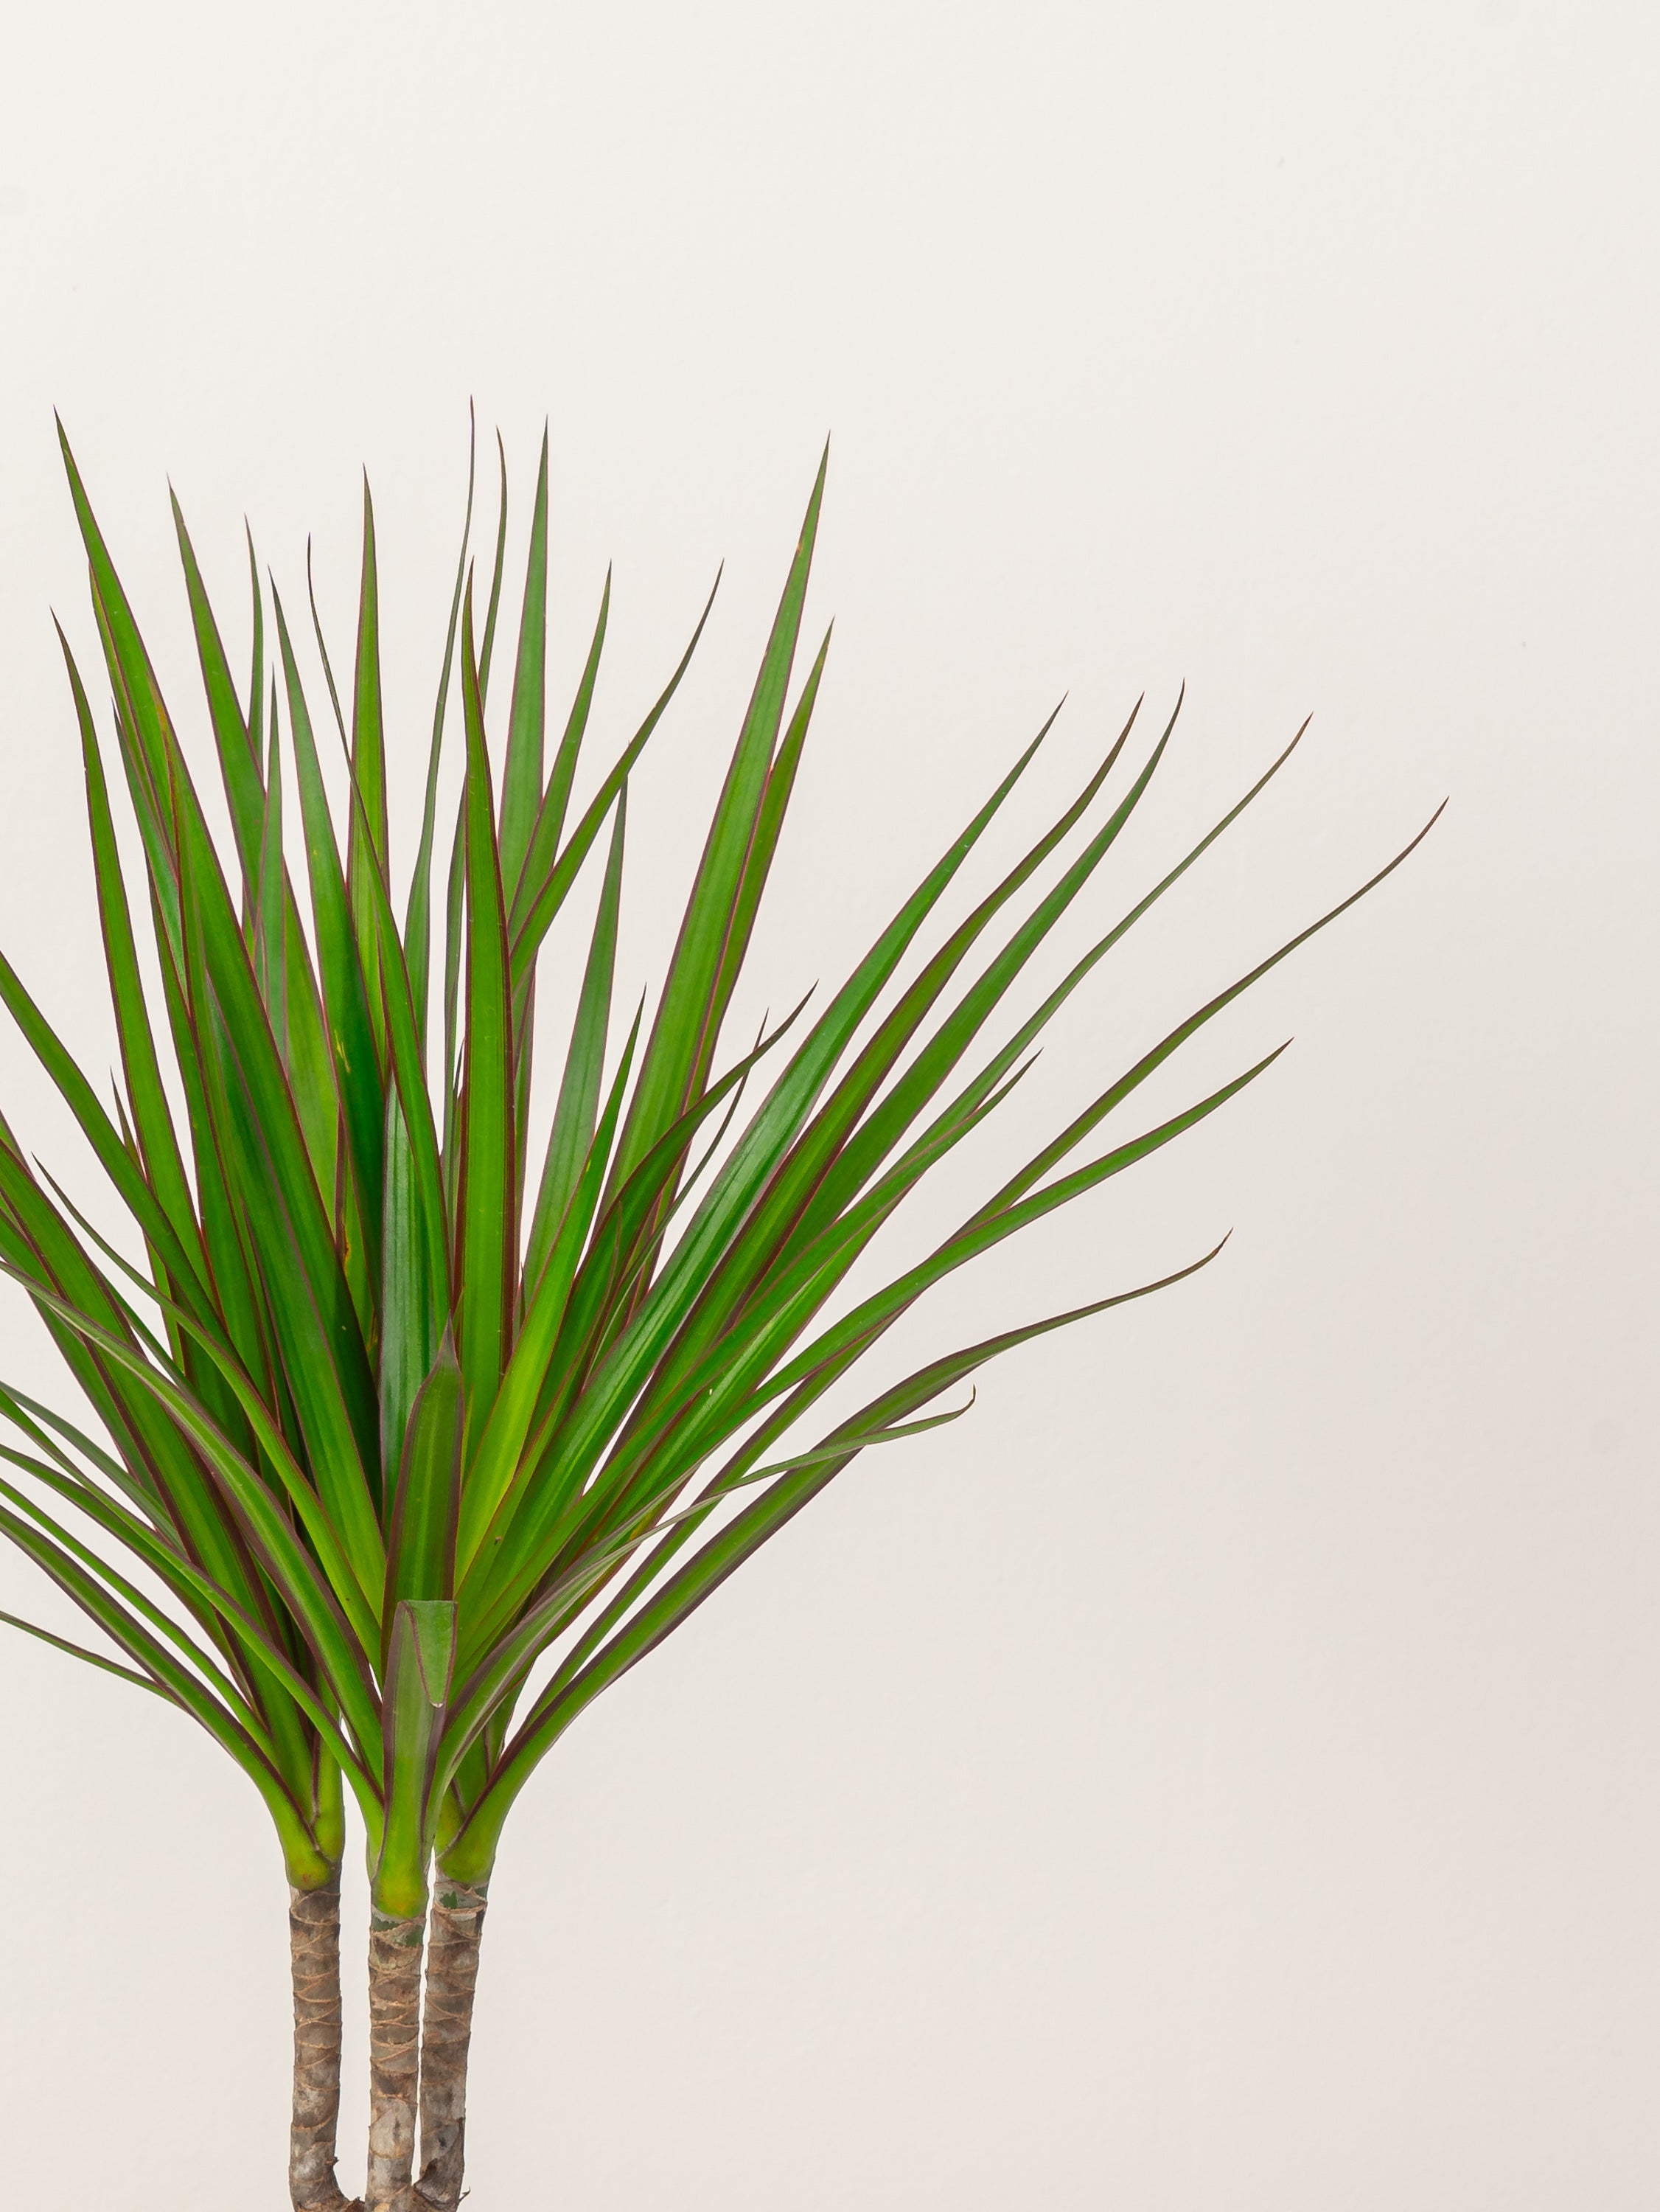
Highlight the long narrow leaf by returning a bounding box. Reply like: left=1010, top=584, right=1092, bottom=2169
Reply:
left=521, top=789, right=626, bottom=1296
left=455, top=588, right=515, bottom=1441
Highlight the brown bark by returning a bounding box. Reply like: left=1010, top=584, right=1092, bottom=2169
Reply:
left=415, top=1878, right=489, bottom=2211
left=365, top=1907, right=426, bottom=2212
left=289, top=1874, right=353, bottom=2212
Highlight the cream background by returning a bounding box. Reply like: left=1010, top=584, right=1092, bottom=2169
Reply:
left=0, top=1, right=1654, bottom=2204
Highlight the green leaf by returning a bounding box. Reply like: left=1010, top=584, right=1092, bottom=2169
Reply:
left=255, top=724, right=287, bottom=1054
left=442, top=780, right=467, bottom=1182
left=0, top=1378, right=136, bottom=1495
left=476, top=431, right=509, bottom=705
left=610, top=706, right=1055, bottom=1360
left=0, top=1484, right=294, bottom=1789
left=521, top=788, right=626, bottom=1298
left=764, top=1049, right=1290, bottom=1417
left=479, top=1248, right=1238, bottom=1832
left=630, top=691, right=1119, bottom=1413
left=694, top=625, right=830, bottom=1096
left=305, top=537, right=352, bottom=753
left=512, top=568, right=610, bottom=931
left=460, top=725, right=1062, bottom=1603
left=407, top=412, right=478, bottom=1041
left=453, top=1005, right=640, bottom=1587
left=963, top=802, right=1447, bottom=1233
left=509, top=570, right=718, bottom=982
left=380, top=1093, right=436, bottom=1495
left=171, top=785, right=382, bottom=1520
left=0, top=1607, right=168, bottom=1697
left=837, top=716, right=1315, bottom=1253
left=321, top=676, right=450, bottom=1363
left=455, top=997, right=812, bottom=1612
left=171, top=490, right=265, bottom=908
left=282, top=883, right=342, bottom=1200
left=455, top=588, right=516, bottom=1444
left=0, top=1458, right=273, bottom=1738
left=57, top=627, right=206, bottom=1295
left=0, top=1416, right=377, bottom=1805
left=461, top=1382, right=984, bottom=1743
left=70, top=468, right=355, bottom=1429
left=273, top=585, right=386, bottom=1295
left=246, top=528, right=265, bottom=768
left=500, top=428, right=549, bottom=903
left=377, top=1596, right=456, bottom=1913
left=0, top=1256, right=383, bottom=1737
left=349, top=476, right=391, bottom=1060
left=59, top=421, right=178, bottom=838
left=349, top=806, right=450, bottom=1362
left=609, top=446, right=827, bottom=1195
left=544, top=1059, right=1027, bottom=1559
left=498, top=434, right=556, bottom=1213
left=0, top=947, right=214, bottom=1324
left=384, top=1336, right=464, bottom=1635
left=444, top=1241, right=1227, bottom=1883
left=350, top=477, right=391, bottom=867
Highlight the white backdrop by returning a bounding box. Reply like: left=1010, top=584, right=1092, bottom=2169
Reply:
left=0, top=3, right=1655, bottom=2205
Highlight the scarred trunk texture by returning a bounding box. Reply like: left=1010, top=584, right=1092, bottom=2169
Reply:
left=290, top=1876, right=352, bottom=2212
left=415, top=1879, right=489, bottom=2211
left=365, top=1909, right=426, bottom=2212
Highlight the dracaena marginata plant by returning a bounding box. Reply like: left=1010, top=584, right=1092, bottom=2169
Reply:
left=0, top=417, right=1437, bottom=2211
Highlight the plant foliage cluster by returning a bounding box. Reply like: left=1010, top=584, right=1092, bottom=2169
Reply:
left=0, top=422, right=1432, bottom=1937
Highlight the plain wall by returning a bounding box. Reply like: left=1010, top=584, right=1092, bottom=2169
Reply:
left=0, top=1, right=1654, bottom=2204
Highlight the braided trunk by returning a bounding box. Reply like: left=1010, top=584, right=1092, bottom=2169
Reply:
left=289, top=1874, right=352, bottom=2212
left=416, top=1879, right=489, bottom=2210
left=365, top=1908, right=426, bottom=2212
